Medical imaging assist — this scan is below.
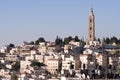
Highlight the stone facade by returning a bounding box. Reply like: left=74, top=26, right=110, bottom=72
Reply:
left=88, top=8, right=95, bottom=42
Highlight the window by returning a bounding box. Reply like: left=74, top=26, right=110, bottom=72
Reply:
left=90, top=19, right=92, bottom=23
left=83, top=64, right=85, bottom=69
left=90, top=27, right=92, bottom=30
left=90, top=34, right=91, bottom=38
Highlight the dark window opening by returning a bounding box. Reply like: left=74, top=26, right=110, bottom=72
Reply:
left=90, top=19, right=92, bottom=23
left=90, top=34, right=91, bottom=38
left=90, top=27, right=92, bottom=30
left=83, top=64, right=85, bottom=69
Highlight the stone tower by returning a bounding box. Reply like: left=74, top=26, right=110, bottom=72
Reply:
left=88, top=8, right=95, bottom=42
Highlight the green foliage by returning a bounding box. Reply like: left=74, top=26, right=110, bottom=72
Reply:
left=29, top=41, right=34, bottom=45
left=63, top=36, right=81, bottom=45
left=55, top=36, right=63, bottom=46
left=38, top=37, right=45, bottom=42
left=74, top=36, right=80, bottom=42
left=35, top=37, right=45, bottom=45
left=35, top=40, right=40, bottom=45
left=116, top=68, right=120, bottom=74
left=103, top=36, right=119, bottom=44
left=8, top=43, right=15, bottom=48
left=0, top=63, right=5, bottom=69
left=11, top=73, right=18, bottom=80
left=97, top=38, right=101, bottom=42
left=111, top=36, right=118, bottom=44
left=105, top=37, right=110, bottom=44
left=31, top=60, right=45, bottom=67
left=12, top=61, right=20, bottom=71
left=64, top=36, right=72, bottom=45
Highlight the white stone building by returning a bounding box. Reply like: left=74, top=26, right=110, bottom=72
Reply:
left=20, top=60, right=31, bottom=73
left=46, top=59, right=61, bottom=74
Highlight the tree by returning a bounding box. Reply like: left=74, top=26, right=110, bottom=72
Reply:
left=116, top=68, right=120, bottom=75
left=64, top=36, right=72, bottom=45
left=35, top=37, right=45, bottom=45
left=97, top=38, right=101, bottom=43
left=30, top=60, right=45, bottom=67
left=55, top=36, right=59, bottom=45
left=55, top=36, right=63, bottom=46
left=110, top=36, right=118, bottom=44
left=0, top=63, right=5, bottom=69
left=12, top=61, right=20, bottom=71
left=74, top=36, right=80, bottom=42
left=35, top=40, right=39, bottom=45
left=11, top=73, right=18, bottom=80
left=103, top=36, right=119, bottom=44
left=103, top=37, right=106, bottom=43
left=64, top=38, right=69, bottom=45
left=105, top=37, right=110, bottom=44
left=8, top=43, right=15, bottom=48
left=38, top=37, right=45, bottom=42
left=29, top=41, right=34, bottom=45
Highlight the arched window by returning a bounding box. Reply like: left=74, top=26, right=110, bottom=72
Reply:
left=90, top=34, right=91, bottom=38
left=90, top=19, right=92, bottom=23
left=90, top=27, right=92, bottom=30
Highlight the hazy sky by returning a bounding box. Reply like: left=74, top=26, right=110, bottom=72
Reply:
left=0, top=0, right=120, bottom=46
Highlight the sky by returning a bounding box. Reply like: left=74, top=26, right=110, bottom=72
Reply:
left=0, top=0, right=120, bottom=46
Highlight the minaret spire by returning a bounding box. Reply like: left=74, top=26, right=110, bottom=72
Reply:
left=88, top=8, right=95, bottom=43
left=89, top=8, right=94, bottom=16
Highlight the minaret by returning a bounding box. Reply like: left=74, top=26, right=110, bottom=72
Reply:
left=88, top=8, right=95, bottom=42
